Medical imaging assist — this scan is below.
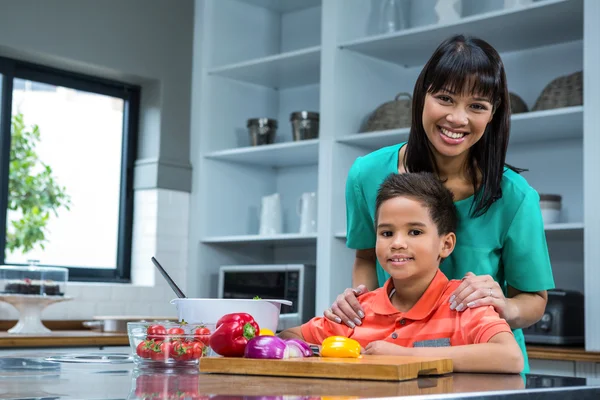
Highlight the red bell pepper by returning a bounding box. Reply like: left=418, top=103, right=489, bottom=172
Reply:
left=209, top=313, right=259, bottom=357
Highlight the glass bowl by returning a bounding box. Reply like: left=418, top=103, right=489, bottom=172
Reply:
left=127, top=321, right=215, bottom=369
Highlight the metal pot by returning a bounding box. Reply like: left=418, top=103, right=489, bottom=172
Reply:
left=83, top=316, right=177, bottom=333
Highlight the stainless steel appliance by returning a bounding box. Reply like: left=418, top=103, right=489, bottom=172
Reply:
left=523, top=289, right=584, bottom=345
left=217, top=264, right=316, bottom=332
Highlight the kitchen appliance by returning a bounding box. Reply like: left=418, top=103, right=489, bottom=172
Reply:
left=523, top=289, right=584, bottom=345
left=297, top=191, right=318, bottom=234
left=217, top=264, right=316, bottom=331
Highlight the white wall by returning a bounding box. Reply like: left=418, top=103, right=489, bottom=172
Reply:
left=0, top=0, right=194, bottom=321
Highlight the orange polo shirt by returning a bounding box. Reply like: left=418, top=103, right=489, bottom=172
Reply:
left=301, top=270, right=512, bottom=348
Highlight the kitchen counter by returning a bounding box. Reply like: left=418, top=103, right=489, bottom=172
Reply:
left=3, top=329, right=600, bottom=363
left=0, top=330, right=129, bottom=348
left=1, top=351, right=599, bottom=400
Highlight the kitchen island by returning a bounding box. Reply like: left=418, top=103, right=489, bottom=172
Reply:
left=1, top=351, right=599, bottom=400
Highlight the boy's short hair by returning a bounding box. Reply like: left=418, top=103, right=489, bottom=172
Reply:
left=375, top=172, right=457, bottom=235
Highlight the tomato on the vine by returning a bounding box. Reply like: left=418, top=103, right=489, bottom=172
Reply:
left=146, top=324, right=166, bottom=341
left=194, top=326, right=211, bottom=346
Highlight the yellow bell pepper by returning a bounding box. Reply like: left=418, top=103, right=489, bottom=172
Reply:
left=321, top=336, right=361, bottom=358
left=259, top=328, right=275, bottom=336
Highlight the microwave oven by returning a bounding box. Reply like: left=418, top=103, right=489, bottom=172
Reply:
left=217, top=264, right=316, bottom=332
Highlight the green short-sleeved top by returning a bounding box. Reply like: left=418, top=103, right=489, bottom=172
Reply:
left=345, top=142, right=555, bottom=373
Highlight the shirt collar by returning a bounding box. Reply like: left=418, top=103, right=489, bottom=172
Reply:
left=371, top=269, right=450, bottom=320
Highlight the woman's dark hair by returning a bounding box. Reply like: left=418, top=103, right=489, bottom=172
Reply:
left=404, top=34, right=523, bottom=218
left=375, top=172, right=457, bottom=236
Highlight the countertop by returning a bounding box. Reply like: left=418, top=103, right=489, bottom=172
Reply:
left=1, top=351, right=600, bottom=400
left=3, top=331, right=600, bottom=363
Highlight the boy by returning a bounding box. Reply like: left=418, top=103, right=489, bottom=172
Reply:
left=279, top=172, right=524, bottom=374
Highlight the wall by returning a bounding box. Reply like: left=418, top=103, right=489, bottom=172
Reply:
left=0, top=0, right=194, bottom=321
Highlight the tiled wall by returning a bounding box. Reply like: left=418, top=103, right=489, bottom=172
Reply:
left=0, top=188, right=190, bottom=321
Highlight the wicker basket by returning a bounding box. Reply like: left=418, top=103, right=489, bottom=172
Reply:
left=532, top=71, right=583, bottom=111
left=361, top=92, right=412, bottom=133
left=509, top=92, right=528, bottom=114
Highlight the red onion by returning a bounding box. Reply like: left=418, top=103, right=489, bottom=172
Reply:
left=284, top=338, right=312, bottom=358
left=244, top=336, right=289, bottom=359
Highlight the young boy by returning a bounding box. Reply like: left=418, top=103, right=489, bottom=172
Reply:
left=279, top=172, right=524, bottom=374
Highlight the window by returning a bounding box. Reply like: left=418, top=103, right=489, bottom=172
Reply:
left=0, top=57, right=139, bottom=282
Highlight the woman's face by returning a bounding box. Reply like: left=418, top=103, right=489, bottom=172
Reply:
left=422, top=87, right=494, bottom=159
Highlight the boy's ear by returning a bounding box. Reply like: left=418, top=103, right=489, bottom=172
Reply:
left=439, top=232, right=456, bottom=258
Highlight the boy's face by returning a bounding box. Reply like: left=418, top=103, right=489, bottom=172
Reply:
left=375, top=196, right=455, bottom=282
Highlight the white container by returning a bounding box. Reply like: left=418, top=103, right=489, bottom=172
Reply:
left=170, top=298, right=292, bottom=333
left=539, top=194, right=561, bottom=225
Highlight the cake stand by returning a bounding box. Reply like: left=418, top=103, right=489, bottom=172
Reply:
left=0, top=294, right=73, bottom=334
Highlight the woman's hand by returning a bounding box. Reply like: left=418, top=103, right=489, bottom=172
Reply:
left=449, top=272, right=516, bottom=321
left=323, top=285, right=369, bottom=328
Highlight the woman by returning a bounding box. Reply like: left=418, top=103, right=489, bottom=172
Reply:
left=326, top=34, right=554, bottom=373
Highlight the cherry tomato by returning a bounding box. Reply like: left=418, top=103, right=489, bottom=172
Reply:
left=167, top=327, right=185, bottom=339
left=136, top=340, right=152, bottom=358
left=194, top=326, right=211, bottom=346
left=146, top=324, right=166, bottom=341
left=191, top=342, right=204, bottom=359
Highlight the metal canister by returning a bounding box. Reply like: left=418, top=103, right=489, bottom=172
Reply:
left=290, top=111, right=319, bottom=141
left=247, top=118, right=277, bottom=146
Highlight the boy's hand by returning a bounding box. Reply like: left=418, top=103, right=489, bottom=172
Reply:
left=363, top=341, right=409, bottom=356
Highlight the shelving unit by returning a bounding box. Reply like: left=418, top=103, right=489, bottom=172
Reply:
left=208, top=46, right=321, bottom=89
left=204, top=139, right=319, bottom=167
left=201, top=233, right=317, bottom=246
left=190, top=0, right=599, bottom=361
left=338, top=0, right=582, bottom=67
left=334, top=223, right=584, bottom=241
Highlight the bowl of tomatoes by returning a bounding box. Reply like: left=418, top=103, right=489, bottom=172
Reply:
left=127, top=321, right=214, bottom=368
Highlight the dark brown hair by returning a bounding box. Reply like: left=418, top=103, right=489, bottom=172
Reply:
left=376, top=172, right=457, bottom=235
left=404, top=34, right=523, bottom=218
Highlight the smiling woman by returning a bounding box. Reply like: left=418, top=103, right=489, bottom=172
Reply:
left=0, top=57, right=140, bottom=282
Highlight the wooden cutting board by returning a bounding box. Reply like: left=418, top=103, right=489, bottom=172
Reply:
left=199, top=355, right=453, bottom=381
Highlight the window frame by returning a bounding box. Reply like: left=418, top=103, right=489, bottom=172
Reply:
left=0, top=56, right=140, bottom=283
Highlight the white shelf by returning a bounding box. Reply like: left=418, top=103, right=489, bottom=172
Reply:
left=510, top=106, right=582, bottom=144
left=237, top=0, right=321, bottom=13
left=337, top=107, right=582, bottom=151
left=202, top=233, right=317, bottom=246
left=204, top=139, right=319, bottom=168
left=334, top=224, right=583, bottom=241
left=208, top=46, right=321, bottom=89
left=339, top=0, right=582, bottom=67
left=337, top=128, right=409, bottom=151
left=545, top=222, right=583, bottom=231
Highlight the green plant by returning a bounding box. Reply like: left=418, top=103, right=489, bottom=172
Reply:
left=6, top=113, right=71, bottom=255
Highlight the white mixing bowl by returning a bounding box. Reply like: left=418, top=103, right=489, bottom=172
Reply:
left=170, top=298, right=292, bottom=333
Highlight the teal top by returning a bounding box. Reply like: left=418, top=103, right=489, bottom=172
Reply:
left=345, top=142, right=555, bottom=373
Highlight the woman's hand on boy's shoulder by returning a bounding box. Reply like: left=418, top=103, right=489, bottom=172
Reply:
left=363, top=340, right=409, bottom=356
left=324, top=285, right=369, bottom=328
left=449, top=272, right=509, bottom=318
